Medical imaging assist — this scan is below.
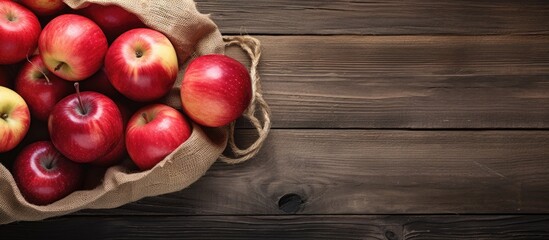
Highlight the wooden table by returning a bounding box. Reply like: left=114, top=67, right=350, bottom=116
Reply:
left=3, top=1, right=549, bottom=239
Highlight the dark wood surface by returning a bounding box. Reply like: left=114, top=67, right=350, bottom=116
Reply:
left=227, top=36, right=549, bottom=129
left=3, top=0, right=549, bottom=239
left=3, top=215, right=549, bottom=239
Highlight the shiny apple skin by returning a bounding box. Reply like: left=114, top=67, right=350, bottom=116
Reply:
left=126, top=104, right=191, bottom=170
left=13, top=141, right=84, bottom=205
left=15, top=55, right=72, bottom=121
left=39, top=14, right=108, bottom=81
left=90, top=99, right=131, bottom=167
left=48, top=91, right=123, bottom=163
left=91, top=136, right=125, bottom=167
left=0, top=86, right=30, bottom=153
left=0, top=1, right=41, bottom=64
left=181, top=54, right=252, bottom=127
left=105, top=28, right=178, bottom=102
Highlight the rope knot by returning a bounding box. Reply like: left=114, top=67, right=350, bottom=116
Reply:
left=219, top=36, right=272, bottom=164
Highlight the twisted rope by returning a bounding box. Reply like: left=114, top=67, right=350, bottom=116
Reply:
left=219, top=36, right=272, bottom=164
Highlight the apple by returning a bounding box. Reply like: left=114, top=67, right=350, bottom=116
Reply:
left=91, top=136, right=125, bottom=167
left=39, top=14, right=108, bottom=81
left=126, top=104, right=191, bottom=170
left=105, top=28, right=178, bottom=102
left=15, top=55, right=72, bottom=121
left=180, top=54, right=252, bottom=127
left=0, top=1, right=41, bottom=64
left=78, top=3, right=145, bottom=42
left=13, top=141, right=84, bottom=205
left=91, top=99, right=131, bottom=167
left=20, top=0, right=66, bottom=16
left=0, top=86, right=30, bottom=153
left=48, top=83, right=123, bottom=163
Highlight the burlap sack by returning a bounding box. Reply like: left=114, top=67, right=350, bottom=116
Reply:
left=0, top=0, right=271, bottom=224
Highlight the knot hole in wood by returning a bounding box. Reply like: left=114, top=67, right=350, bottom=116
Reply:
left=385, top=230, right=398, bottom=240
left=278, top=193, right=305, bottom=213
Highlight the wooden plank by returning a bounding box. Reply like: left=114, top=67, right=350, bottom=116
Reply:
left=74, top=129, right=549, bottom=216
left=2, top=215, right=549, bottom=239
left=196, top=0, right=549, bottom=35
left=226, top=35, right=549, bottom=129
left=403, top=215, right=549, bottom=240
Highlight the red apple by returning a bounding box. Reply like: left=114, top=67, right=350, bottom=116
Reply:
left=91, top=99, right=130, bottom=167
left=126, top=104, right=191, bottom=170
left=39, top=14, right=108, bottom=81
left=15, top=55, right=72, bottom=121
left=20, top=0, right=66, bottom=16
left=0, top=1, right=41, bottom=64
left=78, top=3, right=145, bottom=42
left=0, top=86, right=30, bottom=153
left=91, top=136, right=125, bottom=167
left=13, top=141, right=84, bottom=205
left=48, top=84, right=124, bottom=163
left=181, top=54, right=252, bottom=127
left=105, top=28, right=178, bottom=102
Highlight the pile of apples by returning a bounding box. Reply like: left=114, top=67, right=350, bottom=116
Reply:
left=0, top=1, right=252, bottom=206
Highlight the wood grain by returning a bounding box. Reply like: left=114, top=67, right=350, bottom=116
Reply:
left=4, top=0, right=549, bottom=237
left=226, top=35, right=549, bottom=129
left=73, top=129, right=549, bottom=216
left=1, top=216, right=388, bottom=240
left=196, top=0, right=549, bottom=35
left=2, top=215, right=549, bottom=240
left=403, top=215, right=549, bottom=240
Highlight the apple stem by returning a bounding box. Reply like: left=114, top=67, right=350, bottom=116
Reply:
left=45, top=158, right=56, bottom=170
left=54, top=62, right=65, bottom=71
left=142, top=112, right=150, bottom=123
left=25, top=54, right=51, bottom=84
left=74, top=82, right=87, bottom=115
left=1, top=113, right=7, bottom=120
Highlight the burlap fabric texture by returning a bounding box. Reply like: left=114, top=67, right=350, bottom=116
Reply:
left=0, top=0, right=271, bottom=224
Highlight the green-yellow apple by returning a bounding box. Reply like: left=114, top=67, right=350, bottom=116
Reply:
left=39, top=14, right=108, bottom=81
left=0, top=86, right=31, bottom=153
left=0, top=1, right=41, bottom=64
left=105, top=28, right=178, bottom=102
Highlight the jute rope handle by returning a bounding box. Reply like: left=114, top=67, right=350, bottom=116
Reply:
left=219, top=36, right=272, bottom=164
